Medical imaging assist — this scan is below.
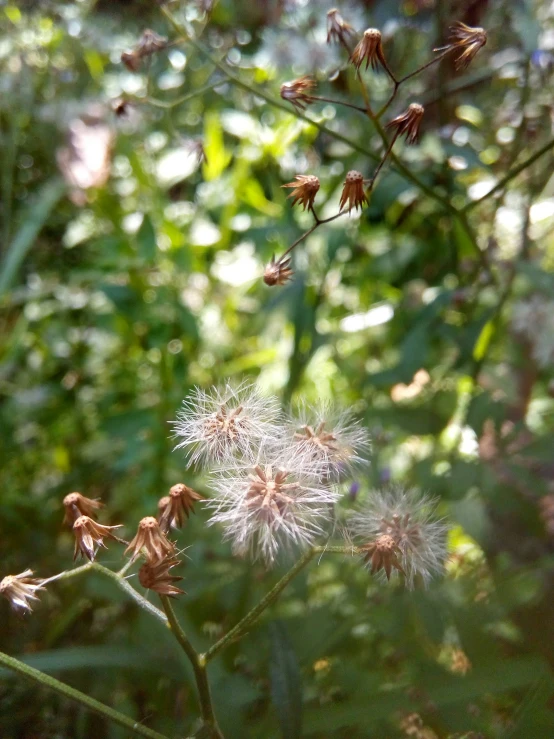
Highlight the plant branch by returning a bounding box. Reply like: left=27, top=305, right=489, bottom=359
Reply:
left=0, top=650, right=169, bottom=739
left=160, top=596, right=222, bottom=738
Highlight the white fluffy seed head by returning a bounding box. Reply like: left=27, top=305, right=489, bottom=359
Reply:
left=288, top=401, right=370, bottom=480
left=205, top=441, right=340, bottom=567
left=172, top=380, right=284, bottom=469
left=347, top=486, right=448, bottom=588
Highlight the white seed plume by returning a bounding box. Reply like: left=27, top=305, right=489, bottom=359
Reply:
left=173, top=380, right=283, bottom=468
left=206, top=443, right=340, bottom=566
left=288, top=401, right=370, bottom=480
left=348, top=486, right=447, bottom=588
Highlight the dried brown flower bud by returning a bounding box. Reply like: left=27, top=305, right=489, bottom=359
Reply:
left=360, top=534, right=405, bottom=580
left=263, top=255, right=294, bottom=287
left=138, top=557, right=185, bottom=597
left=158, top=483, right=204, bottom=532
left=282, top=174, right=320, bottom=211
left=125, top=516, right=175, bottom=562
left=0, top=570, right=44, bottom=614
left=73, top=516, right=124, bottom=561
left=137, top=29, right=168, bottom=56
left=121, top=51, right=141, bottom=72
left=63, top=492, right=104, bottom=526
left=386, top=103, right=425, bottom=144
left=435, top=21, right=487, bottom=71
left=339, top=170, right=368, bottom=212
left=350, top=28, right=387, bottom=72
left=280, top=76, right=317, bottom=111
left=327, top=8, right=355, bottom=48
left=112, top=97, right=131, bottom=118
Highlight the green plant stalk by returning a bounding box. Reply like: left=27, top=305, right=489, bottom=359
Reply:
left=0, top=650, right=169, bottom=739
left=160, top=596, right=223, bottom=739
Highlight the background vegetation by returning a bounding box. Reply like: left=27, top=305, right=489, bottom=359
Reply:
left=2, top=0, right=554, bottom=736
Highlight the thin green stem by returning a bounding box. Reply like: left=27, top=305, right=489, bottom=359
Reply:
left=93, top=563, right=167, bottom=624
left=0, top=650, right=169, bottom=739
left=129, top=79, right=222, bottom=110
left=311, top=95, right=367, bottom=113
left=160, top=596, right=222, bottom=738
left=463, top=137, right=554, bottom=212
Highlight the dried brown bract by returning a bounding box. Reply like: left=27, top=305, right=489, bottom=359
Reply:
left=158, top=483, right=204, bottom=532
left=339, top=170, right=368, bottom=212
left=280, top=76, right=317, bottom=111
left=125, top=516, right=175, bottom=562
left=326, top=8, right=356, bottom=48
left=435, top=21, right=487, bottom=71
left=63, top=492, right=103, bottom=526
left=73, top=516, right=123, bottom=561
left=282, top=174, right=320, bottom=211
left=386, top=103, right=425, bottom=144
left=350, top=28, right=387, bottom=72
left=360, top=534, right=405, bottom=580
left=138, top=557, right=184, bottom=597
left=0, top=570, right=44, bottom=614
left=263, top=255, right=294, bottom=286
left=121, top=51, right=141, bottom=72
left=121, top=29, right=168, bottom=71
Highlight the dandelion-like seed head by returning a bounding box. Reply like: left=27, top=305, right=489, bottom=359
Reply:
left=0, top=570, right=44, bottom=614
left=290, top=402, right=370, bottom=480
left=280, top=75, right=317, bottom=111
left=350, top=28, right=387, bottom=72
left=206, top=444, right=339, bottom=566
left=339, top=170, right=368, bottom=212
left=173, top=381, right=283, bottom=468
left=348, top=486, right=447, bottom=588
left=435, top=21, right=487, bottom=71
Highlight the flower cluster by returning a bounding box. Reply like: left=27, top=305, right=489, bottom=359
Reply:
left=174, top=382, right=370, bottom=566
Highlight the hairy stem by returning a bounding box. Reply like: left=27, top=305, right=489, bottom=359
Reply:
left=160, top=596, right=223, bottom=738
left=0, top=650, right=169, bottom=739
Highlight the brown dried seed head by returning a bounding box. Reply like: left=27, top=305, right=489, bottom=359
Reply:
left=280, top=76, right=317, bottom=111
left=121, top=51, right=141, bottom=72
left=282, top=174, right=320, bottom=211
left=386, top=103, right=425, bottom=144
left=72, top=515, right=123, bottom=562
left=435, top=21, right=487, bottom=71
left=350, top=28, right=387, bottom=72
left=339, top=170, right=368, bottom=212
left=263, top=256, right=294, bottom=287
left=159, top=483, right=204, bottom=531
left=138, top=557, right=185, bottom=597
left=360, top=533, right=405, bottom=580
left=63, top=492, right=103, bottom=526
left=0, top=570, right=44, bottom=614
left=125, top=516, right=175, bottom=562
left=327, top=8, right=356, bottom=47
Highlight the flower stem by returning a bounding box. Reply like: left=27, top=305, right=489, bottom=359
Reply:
left=0, top=650, right=169, bottom=739
left=159, top=596, right=223, bottom=739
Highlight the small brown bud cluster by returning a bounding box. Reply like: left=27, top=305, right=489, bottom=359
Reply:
left=158, top=483, right=204, bottom=533
left=138, top=557, right=184, bottom=598
left=63, top=492, right=125, bottom=562
left=360, top=534, right=405, bottom=580
left=126, top=517, right=175, bottom=563
left=121, top=29, right=168, bottom=72
left=339, top=170, right=368, bottom=212
left=326, top=9, right=356, bottom=49
left=282, top=175, right=320, bottom=211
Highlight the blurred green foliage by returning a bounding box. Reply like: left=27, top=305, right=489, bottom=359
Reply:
left=2, top=0, right=554, bottom=737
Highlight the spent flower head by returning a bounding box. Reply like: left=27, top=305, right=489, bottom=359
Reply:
left=350, top=28, right=387, bottom=72
left=63, top=491, right=103, bottom=526
left=138, top=556, right=184, bottom=597
left=125, top=517, right=175, bottom=563
left=435, top=21, right=487, bottom=71
left=326, top=8, right=356, bottom=48
left=339, top=170, right=368, bottom=212
left=386, top=103, right=425, bottom=144
left=289, top=402, right=370, bottom=480
left=0, top=570, right=44, bottom=614
left=174, top=380, right=284, bottom=467
left=348, top=486, right=447, bottom=588
left=282, top=174, right=320, bottom=211
left=73, top=516, right=124, bottom=561
left=263, top=255, right=294, bottom=287
left=280, top=75, right=317, bottom=111
left=206, top=443, right=339, bottom=566
left=158, top=483, right=204, bottom=533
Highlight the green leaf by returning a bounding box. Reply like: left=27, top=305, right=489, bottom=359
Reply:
left=137, top=214, right=157, bottom=263
left=269, top=621, right=303, bottom=739
left=202, top=112, right=232, bottom=181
